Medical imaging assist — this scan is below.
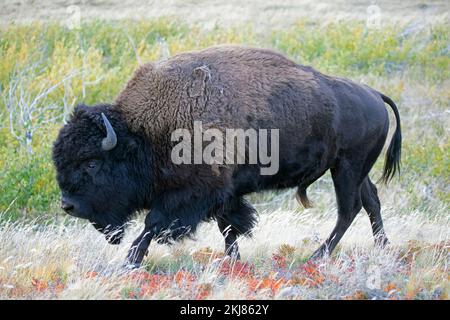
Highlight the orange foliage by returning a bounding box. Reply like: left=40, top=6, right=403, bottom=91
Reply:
left=344, top=290, right=368, bottom=300
left=218, top=260, right=254, bottom=278
left=196, top=283, right=212, bottom=300
left=85, top=271, right=98, bottom=279
left=139, top=274, right=172, bottom=296
left=78, top=243, right=446, bottom=300
left=383, top=282, right=398, bottom=293
left=192, top=247, right=223, bottom=264
left=247, top=276, right=286, bottom=295
left=31, top=278, right=48, bottom=292
left=175, top=270, right=196, bottom=285
left=301, top=261, right=326, bottom=287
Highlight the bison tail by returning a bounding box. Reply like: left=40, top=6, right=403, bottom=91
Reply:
left=296, top=187, right=313, bottom=208
left=379, top=93, right=402, bottom=184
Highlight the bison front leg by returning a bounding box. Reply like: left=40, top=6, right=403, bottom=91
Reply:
left=217, top=197, right=258, bottom=260
left=217, top=217, right=241, bottom=260
left=125, top=206, right=203, bottom=269
left=125, top=213, right=155, bottom=269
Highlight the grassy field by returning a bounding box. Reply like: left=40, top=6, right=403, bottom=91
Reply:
left=0, top=8, right=449, bottom=299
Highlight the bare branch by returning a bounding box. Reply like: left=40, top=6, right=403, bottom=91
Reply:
left=2, top=58, right=81, bottom=153
left=125, top=31, right=142, bottom=65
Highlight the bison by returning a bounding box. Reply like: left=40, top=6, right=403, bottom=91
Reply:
left=52, top=46, right=401, bottom=268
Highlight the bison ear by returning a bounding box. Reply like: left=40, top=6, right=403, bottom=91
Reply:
left=188, top=65, right=210, bottom=98
left=69, top=104, right=91, bottom=122
left=73, top=104, right=89, bottom=116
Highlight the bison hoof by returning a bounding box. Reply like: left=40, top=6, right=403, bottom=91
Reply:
left=122, top=261, right=141, bottom=270
left=309, top=247, right=330, bottom=261
left=374, top=236, right=390, bottom=248
left=106, top=233, right=123, bottom=245
left=226, top=251, right=241, bottom=261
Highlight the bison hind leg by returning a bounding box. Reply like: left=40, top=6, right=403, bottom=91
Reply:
left=296, top=187, right=313, bottom=208
left=361, top=177, right=389, bottom=247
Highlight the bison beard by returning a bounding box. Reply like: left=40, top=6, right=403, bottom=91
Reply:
left=53, top=46, right=401, bottom=268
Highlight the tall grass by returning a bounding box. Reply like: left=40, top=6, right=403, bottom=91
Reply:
left=0, top=208, right=447, bottom=299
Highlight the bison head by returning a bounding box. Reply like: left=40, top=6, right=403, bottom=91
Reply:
left=52, top=104, right=153, bottom=244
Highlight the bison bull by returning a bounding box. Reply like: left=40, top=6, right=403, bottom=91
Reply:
left=52, top=46, right=401, bottom=268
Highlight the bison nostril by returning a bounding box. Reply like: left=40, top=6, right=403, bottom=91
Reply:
left=61, top=198, right=74, bottom=212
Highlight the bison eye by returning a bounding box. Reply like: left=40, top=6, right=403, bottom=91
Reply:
left=85, top=160, right=100, bottom=173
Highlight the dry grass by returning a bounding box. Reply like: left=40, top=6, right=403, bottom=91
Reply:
left=0, top=197, right=448, bottom=299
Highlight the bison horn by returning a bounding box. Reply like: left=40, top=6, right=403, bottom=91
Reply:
left=101, top=113, right=117, bottom=151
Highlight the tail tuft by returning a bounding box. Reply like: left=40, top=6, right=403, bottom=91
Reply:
left=379, top=94, right=402, bottom=184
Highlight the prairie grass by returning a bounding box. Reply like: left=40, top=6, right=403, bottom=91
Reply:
left=0, top=17, right=448, bottom=299
left=0, top=207, right=447, bottom=299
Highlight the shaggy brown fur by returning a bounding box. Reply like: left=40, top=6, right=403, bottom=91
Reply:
left=114, top=46, right=338, bottom=197
left=115, top=46, right=321, bottom=143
